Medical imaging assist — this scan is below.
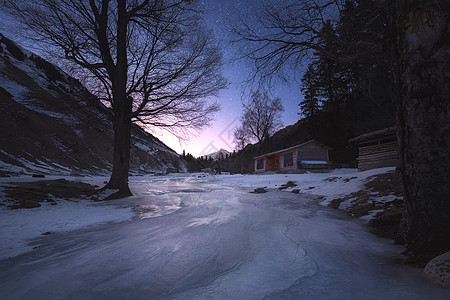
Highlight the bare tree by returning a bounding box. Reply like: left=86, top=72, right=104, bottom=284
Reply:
left=241, top=90, right=284, bottom=152
left=5, top=0, right=227, bottom=197
left=233, top=125, right=251, bottom=173
left=233, top=125, right=251, bottom=151
left=232, top=0, right=345, bottom=85
left=235, top=0, right=450, bottom=256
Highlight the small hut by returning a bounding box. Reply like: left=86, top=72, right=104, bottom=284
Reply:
left=349, top=127, right=398, bottom=171
left=254, top=139, right=332, bottom=173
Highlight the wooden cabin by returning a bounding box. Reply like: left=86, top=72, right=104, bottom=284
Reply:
left=349, top=127, right=398, bottom=171
left=254, top=140, right=332, bottom=173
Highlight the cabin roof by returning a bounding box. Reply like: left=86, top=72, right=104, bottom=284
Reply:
left=254, top=139, right=332, bottom=159
left=349, top=127, right=396, bottom=143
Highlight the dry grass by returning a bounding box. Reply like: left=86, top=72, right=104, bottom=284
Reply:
left=2, top=179, right=98, bottom=209
left=328, top=170, right=404, bottom=241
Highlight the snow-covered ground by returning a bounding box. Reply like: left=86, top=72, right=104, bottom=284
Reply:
left=210, top=167, right=394, bottom=203
left=0, top=199, right=133, bottom=260
left=1, top=169, right=449, bottom=299
left=0, top=174, right=134, bottom=260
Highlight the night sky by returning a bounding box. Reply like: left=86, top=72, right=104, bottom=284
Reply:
left=161, top=0, right=303, bottom=157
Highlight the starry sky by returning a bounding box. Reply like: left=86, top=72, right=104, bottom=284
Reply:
left=159, top=0, right=303, bottom=157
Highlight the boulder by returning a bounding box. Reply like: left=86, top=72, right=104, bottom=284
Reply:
left=423, top=251, right=450, bottom=288
left=253, top=188, right=268, bottom=193
left=278, top=181, right=297, bottom=190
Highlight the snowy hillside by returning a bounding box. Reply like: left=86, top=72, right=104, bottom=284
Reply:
left=0, top=34, right=187, bottom=176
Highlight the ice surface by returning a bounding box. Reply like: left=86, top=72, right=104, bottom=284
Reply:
left=0, top=171, right=449, bottom=299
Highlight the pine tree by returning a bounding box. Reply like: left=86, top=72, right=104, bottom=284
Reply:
left=299, top=64, right=321, bottom=118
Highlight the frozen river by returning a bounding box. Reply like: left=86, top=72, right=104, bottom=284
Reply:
left=1, top=174, right=449, bottom=299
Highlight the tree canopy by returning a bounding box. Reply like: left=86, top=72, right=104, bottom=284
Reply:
left=6, top=0, right=226, bottom=132
left=240, top=91, right=284, bottom=147
left=5, top=0, right=227, bottom=196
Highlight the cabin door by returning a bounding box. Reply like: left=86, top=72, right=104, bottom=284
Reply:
left=266, top=155, right=280, bottom=171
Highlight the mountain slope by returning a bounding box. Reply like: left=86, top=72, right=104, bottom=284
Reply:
left=0, top=34, right=186, bottom=176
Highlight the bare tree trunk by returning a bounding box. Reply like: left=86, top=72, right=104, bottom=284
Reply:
left=105, top=0, right=132, bottom=198
left=258, top=138, right=264, bottom=156
left=106, top=99, right=132, bottom=197
left=388, top=0, right=450, bottom=255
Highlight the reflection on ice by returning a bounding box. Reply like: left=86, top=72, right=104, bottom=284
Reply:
left=133, top=204, right=161, bottom=219
left=130, top=194, right=184, bottom=220
left=188, top=202, right=240, bottom=227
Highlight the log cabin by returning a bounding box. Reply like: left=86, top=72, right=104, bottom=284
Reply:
left=254, top=140, right=332, bottom=173
left=349, top=127, right=398, bottom=171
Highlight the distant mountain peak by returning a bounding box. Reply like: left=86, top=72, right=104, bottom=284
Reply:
left=204, top=148, right=231, bottom=160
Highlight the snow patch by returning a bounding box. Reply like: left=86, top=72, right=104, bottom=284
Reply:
left=0, top=199, right=134, bottom=260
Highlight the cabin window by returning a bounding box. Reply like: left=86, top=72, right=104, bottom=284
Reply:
left=283, top=153, right=293, bottom=167
left=256, top=158, right=264, bottom=169
left=274, top=158, right=279, bottom=167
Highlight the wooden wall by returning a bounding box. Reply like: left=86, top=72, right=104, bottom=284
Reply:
left=297, top=141, right=329, bottom=161
left=358, top=140, right=398, bottom=171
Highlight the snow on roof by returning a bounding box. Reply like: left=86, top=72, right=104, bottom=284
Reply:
left=300, top=160, right=329, bottom=165
left=349, top=127, right=396, bottom=143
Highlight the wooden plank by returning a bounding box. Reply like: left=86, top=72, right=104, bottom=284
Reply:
left=359, top=141, right=397, bottom=149
left=358, top=158, right=398, bottom=171
left=359, top=153, right=398, bottom=160
left=358, top=152, right=398, bottom=161
left=359, top=142, right=398, bottom=155
left=357, top=140, right=398, bottom=170
left=360, top=147, right=398, bottom=156
left=359, top=158, right=398, bottom=166
left=359, top=145, right=398, bottom=153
